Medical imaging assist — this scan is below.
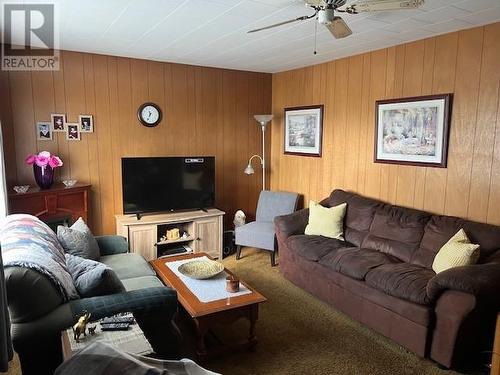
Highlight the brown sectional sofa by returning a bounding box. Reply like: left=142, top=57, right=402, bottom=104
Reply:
left=275, top=189, right=500, bottom=368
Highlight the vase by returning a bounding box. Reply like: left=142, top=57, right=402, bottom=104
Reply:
left=33, top=165, right=54, bottom=189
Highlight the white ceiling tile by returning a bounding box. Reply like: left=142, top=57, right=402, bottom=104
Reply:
left=382, top=18, right=432, bottom=33
left=422, top=18, right=474, bottom=34
left=454, top=0, right=500, bottom=13
left=412, top=5, right=472, bottom=23
left=457, top=7, right=500, bottom=25
left=8, top=0, right=500, bottom=73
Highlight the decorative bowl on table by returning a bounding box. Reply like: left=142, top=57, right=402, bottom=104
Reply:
left=178, top=260, right=224, bottom=280
left=62, top=179, right=77, bottom=187
left=13, top=185, right=30, bottom=194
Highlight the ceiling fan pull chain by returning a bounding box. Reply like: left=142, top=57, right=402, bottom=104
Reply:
left=314, top=16, right=318, bottom=55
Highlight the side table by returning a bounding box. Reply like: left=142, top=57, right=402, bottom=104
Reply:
left=61, top=318, right=152, bottom=360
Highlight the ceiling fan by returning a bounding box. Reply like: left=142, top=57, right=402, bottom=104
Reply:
left=247, top=0, right=425, bottom=39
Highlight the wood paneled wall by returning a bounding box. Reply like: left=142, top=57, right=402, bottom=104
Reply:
left=0, top=50, right=271, bottom=234
left=271, top=23, right=500, bottom=226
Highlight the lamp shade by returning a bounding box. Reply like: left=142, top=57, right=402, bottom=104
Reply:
left=254, top=114, right=273, bottom=124
left=244, top=164, right=255, bottom=175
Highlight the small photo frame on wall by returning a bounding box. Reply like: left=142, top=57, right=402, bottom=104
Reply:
left=79, top=115, right=93, bottom=133
left=284, top=105, right=323, bottom=157
left=374, top=94, right=453, bottom=168
left=66, top=123, right=80, bottom=141
left=51, top=114, right=66, bottom=132
left=36, top=122, right=53, bottom=141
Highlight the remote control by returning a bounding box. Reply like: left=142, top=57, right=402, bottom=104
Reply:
left=101, top=316, right=135, bottom=325
left=100, top=323, right=130, bottom=331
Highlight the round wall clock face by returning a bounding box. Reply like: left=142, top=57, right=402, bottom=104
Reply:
left=138, top=103, right=162, bottom=127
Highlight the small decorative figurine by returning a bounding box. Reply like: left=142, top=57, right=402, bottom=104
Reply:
left=88, top=325, right=97, bottom=335
left=72, top=311, right=91, bottom=342
left=234, top=210, right=246, bottom=228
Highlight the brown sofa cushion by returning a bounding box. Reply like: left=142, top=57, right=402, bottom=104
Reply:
left=412, top=215, right=465, bottom=268
left=319, top=247, right=400, bottom=280
left=328, top=189, right=384, bottom=247
left=286, top=235, right=353, bottom=262
left=365, top=263, right=436, bottom=305
left=361, top=206, right=431, bottom=262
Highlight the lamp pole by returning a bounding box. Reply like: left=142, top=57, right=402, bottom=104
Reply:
left=261, top=122, right=266, bottom=190
left=245, top=115, right=273, bottom=192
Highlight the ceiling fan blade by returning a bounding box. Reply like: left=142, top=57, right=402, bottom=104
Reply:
left=247, top=14, right=314, bottom=34
left=346, top=0, right=424, bottom=13
left=303, top=0, right=325, bottom=6
left=325, top=17, right=353, bottom=39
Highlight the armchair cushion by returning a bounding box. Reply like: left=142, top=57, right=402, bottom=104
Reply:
left=235, top=221, right=275, bottom=251
left=95, top=235, right=129, bottom=256
left=121, top=276, right=164, bottom=292
left=99, top=253, right=156, bottom=280
left=65, top=254, right=125, bottom=298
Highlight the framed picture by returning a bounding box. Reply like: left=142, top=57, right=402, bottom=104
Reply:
left=375, top=94, right=453, bottom=168
left=284, top=105, right=323, bottom=157
left=66, top=123, right=80, bottom=141
left=51, top=113, right=66, bottom=132
left=37, top=122, right=53, bottom=141
left=79, top=114, right=93, bottom=133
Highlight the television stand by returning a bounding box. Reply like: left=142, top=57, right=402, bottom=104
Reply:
left=116, top=208, right=225, bottom=261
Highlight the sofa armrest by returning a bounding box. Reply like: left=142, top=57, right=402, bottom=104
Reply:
left=68, top=287, right=177, bottom=321
left=95, top=235, right=129, bottom=256
left=427, top=257, right=500, bottom=302
left=274, top=208, right=309, bottom=240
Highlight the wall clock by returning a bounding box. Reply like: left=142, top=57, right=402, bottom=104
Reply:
left=138, top=102, right=162, bottom=127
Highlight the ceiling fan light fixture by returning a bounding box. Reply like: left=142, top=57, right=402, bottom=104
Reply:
left=317, top=8, right=336, bottom=25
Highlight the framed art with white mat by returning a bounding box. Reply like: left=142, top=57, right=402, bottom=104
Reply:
left=375, top=94, right=452, bottom=168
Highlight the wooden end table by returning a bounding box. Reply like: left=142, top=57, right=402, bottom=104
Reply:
left=150, top=253, right=267, bottom=360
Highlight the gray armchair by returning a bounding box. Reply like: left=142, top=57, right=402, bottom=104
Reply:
left=235, top=190, right=299, bottom=266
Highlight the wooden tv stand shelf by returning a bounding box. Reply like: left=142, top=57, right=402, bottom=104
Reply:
left=115, top=209, right=225, bottom=261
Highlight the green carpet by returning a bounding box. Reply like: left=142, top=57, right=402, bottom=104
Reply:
left=202, top=248, right=469, bottom=375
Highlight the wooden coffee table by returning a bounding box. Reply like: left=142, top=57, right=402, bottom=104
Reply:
left=150, top=253, right=267, bottom=360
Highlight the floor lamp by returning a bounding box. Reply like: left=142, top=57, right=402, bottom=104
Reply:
left=244, top=114, right=273, bottom=191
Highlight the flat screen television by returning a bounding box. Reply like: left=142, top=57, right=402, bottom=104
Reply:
left=122, top=156, right=215, bottom=215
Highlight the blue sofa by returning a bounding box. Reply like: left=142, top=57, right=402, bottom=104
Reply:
left=3, top=229, right=178, bottom=375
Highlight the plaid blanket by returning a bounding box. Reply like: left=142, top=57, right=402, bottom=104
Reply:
left=0, top=214, right=79, bottom=301
left=55, top=342, right=220, bottom=375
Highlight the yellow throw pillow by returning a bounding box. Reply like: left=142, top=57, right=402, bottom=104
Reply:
left=305, top=201, right=347, bottom=240
left=432, top=229, right=480, bottom=274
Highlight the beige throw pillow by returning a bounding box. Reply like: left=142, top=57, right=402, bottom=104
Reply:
left=432, top=229, right=480, bottom=274
left=305, top=201, right=347, bottom=240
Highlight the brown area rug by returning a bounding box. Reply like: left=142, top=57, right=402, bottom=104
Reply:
left=200, top=248, right=483, bottom=375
